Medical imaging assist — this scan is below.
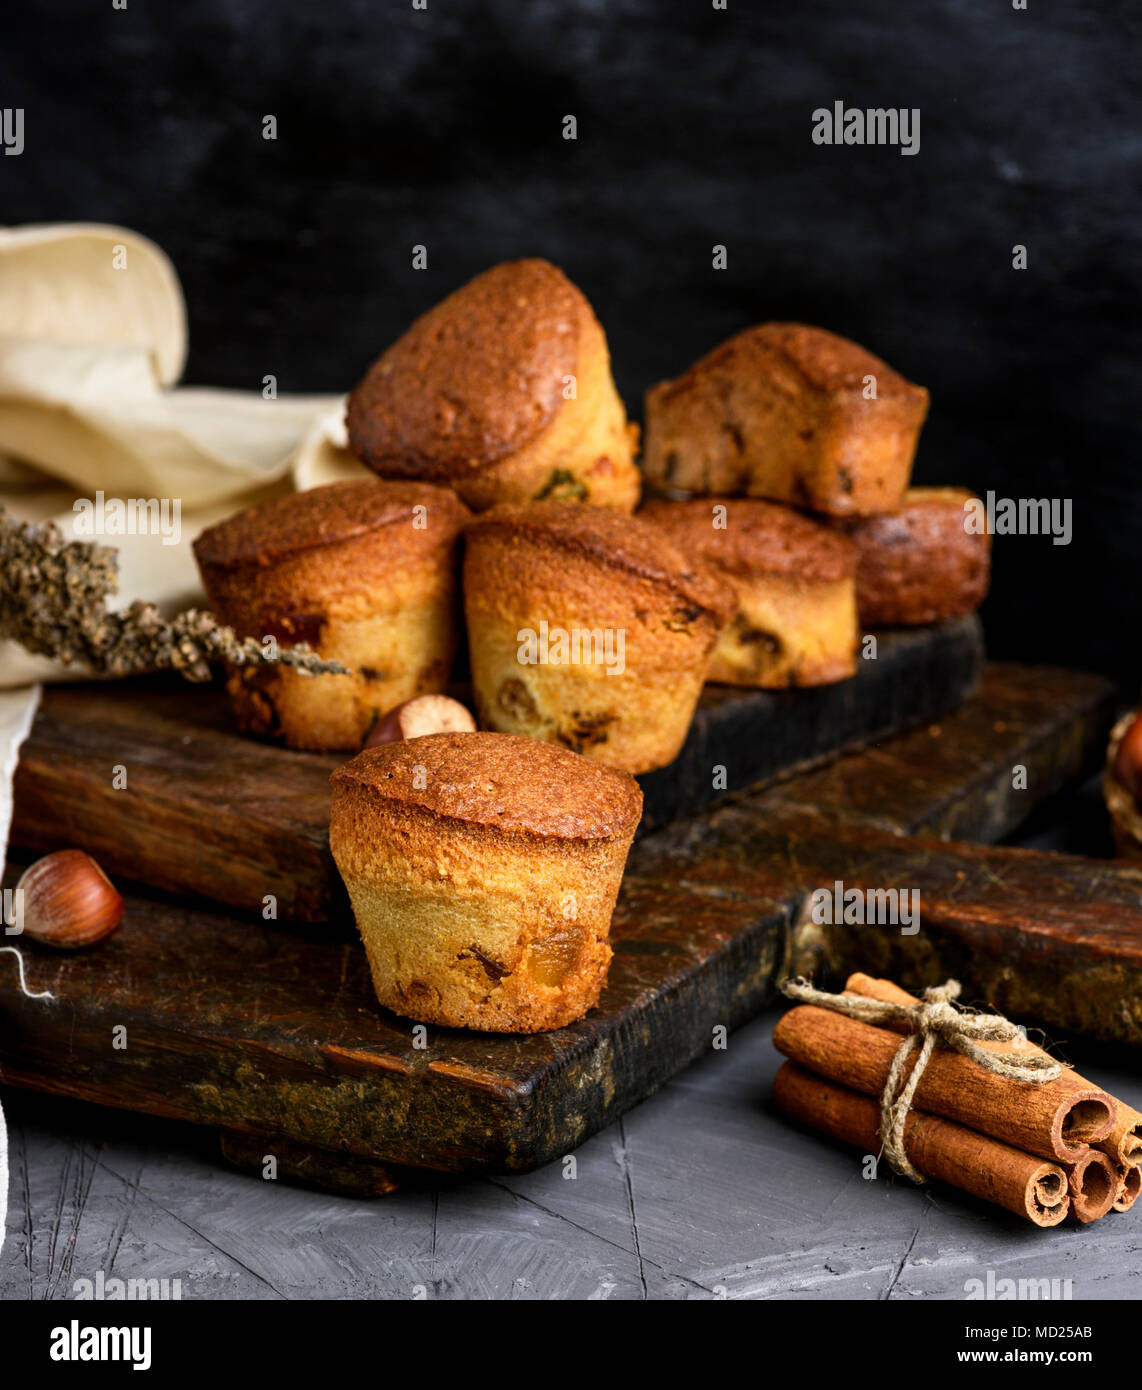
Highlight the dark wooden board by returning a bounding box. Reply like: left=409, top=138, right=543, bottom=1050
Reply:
left=638, top=615, right=984, bottom=830
left=760, top=661, right=1114, bottom=843
left=8, top=617, right=984, bottom=922
left=0, top=660, right=1122, bottom=1186
left=636, top=807, right=1142, bottom=1053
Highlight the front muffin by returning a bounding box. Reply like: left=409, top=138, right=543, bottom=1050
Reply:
left=346, top=258, right=640, bottom=513
left=329, top=732, right=643, bottom=1033
left=463, top=501, right=737, bottom=774
left=640, top=498, right=859, bottom=687
left=193, top=480, right=470, bottom=751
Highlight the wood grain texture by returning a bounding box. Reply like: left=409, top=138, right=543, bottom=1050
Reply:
left=8, top=617, right=984, bottom=921
left=642, top=812, right=1142, bottom=1050
left=637, top=616, right=984, bottom=830
left=761, top=661, right=1114, bottom=843
left=219, top=1131, right=401, bottom=1196
left=0, top=660, right=1119, bottom=1183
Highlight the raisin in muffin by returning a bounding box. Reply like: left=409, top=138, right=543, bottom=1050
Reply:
left=828, top=486, right=991, bottom=626
left=193, top=480, right=469, bottom=751
left=329, top=732, right=642, bottom=1033
left=463, top=501, right=737, bottom=773
left=640, top=497, right=859, bottom=687
left=642, top=323, right=929, bottom=516
left=346, top=258, right=640, bottom=513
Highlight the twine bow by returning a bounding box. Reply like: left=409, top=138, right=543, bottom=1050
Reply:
left=781, top=977, right=1063, bottom=1184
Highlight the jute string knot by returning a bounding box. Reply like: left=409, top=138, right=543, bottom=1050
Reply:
left=781, top=977, right=1063, bottom=1184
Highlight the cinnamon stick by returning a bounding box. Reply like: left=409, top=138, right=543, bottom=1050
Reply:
left=844, top=973, right=1141, bottom=1169
left=1114, top=1164, right=1141, bottom=1214
left=1063, top=1149, right=1118, bottom=1223
left=772, top=1004, right=1115, bottom=1164
left=1098, top=1107, right=1142, bottom=1170
left=773, top=1061, right=1070, bottom=1227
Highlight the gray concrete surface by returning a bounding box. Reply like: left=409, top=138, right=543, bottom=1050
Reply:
left=3, top=1005, right=1140, bottom=1302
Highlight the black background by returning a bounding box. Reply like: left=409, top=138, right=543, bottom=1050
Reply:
left=2, top=0, right=1139, bottom=683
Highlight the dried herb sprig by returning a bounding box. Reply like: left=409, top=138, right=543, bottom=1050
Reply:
left=0, top=509, right=349, bottom=682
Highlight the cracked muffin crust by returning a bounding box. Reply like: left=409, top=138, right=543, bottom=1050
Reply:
left=346, top=258, right=640, bottom=514
left=642, top=322, right=928, bottom=516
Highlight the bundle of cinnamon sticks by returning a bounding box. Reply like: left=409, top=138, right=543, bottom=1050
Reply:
left=773, top=973, right=1142, bottom=1227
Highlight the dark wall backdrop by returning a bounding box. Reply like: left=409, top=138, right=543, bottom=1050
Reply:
left=3, top=0, right=1139, bottom=682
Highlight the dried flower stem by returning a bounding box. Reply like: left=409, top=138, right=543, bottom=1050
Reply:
left=0, top=509, right=348, bottom=682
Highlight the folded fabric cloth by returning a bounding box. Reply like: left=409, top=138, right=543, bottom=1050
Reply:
left=0, top=222, right=368, bottom=690
left=0, top=223, right=375, bottom=1239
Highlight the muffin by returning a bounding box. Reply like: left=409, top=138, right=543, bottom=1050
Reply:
left=642, top=322, right=929, bottom=516
left=640, top=498, right=859, bottom=687
left=193, top=480, right=470, bottom=751
left=463, top=501, right=738, bottom=773
left=829, top=486, right=991, bottom=626
left=345, top=258, right=640, bottom=514
left=329, top=732, right=643, bottom=1032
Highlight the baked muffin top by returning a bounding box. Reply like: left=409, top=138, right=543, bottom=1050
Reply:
left=640, top=498, right=857, bottom=584
left=652, top=322, right=926, bottom=402
left=346, top=258, right=590, bottom=483
left=193, top=480, right=470, bottom=570
left=332, top=732, right=643, bottom=840
left=464, top=500, right=738, bottom=626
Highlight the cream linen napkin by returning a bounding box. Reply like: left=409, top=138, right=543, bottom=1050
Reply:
left=0, top=226, right=368, bottom=1245
left=0, top=221, right=366, bottom=690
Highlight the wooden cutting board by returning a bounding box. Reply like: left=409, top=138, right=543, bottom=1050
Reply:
left=8, top=616, right=984, bottom=922
left=1, top=659, right=1130, bottom=1196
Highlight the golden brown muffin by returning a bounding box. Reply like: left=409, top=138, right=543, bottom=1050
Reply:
left=193, top=480, right=470, bottom=751
left=640, top=498, right=859, bottom=687
left=463, top=501, right=737, bottom=774
left=345, top=259, right=640, bottom=514
left=642, top=322, right=929, bottom=516
left=831, top=486, right=991, bottom=626
left=329, top=732, right=642, bottom=1033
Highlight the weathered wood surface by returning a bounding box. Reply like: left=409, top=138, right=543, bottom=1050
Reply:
left=10, top=678, right=344, bottom=923
left=636, top=818, right=1142, bottom=1049
left=8, top=617, right=984, bottom=921
left=760, top=661, right=1114, bottom=843
left=218, top=1131, right=401, bottom=1197
left=638, top=615, right=984, bottom=829
left=0, top=660, right=1121, bottom=1183
left=0, top=852, right=790, bottom=1175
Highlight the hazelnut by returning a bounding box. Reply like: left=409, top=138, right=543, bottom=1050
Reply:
left=13, top=850, right=125, bottom=949
left=365, top=694, right=477, bottom=746
left=1114, top=711, right=1142, bottom=802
